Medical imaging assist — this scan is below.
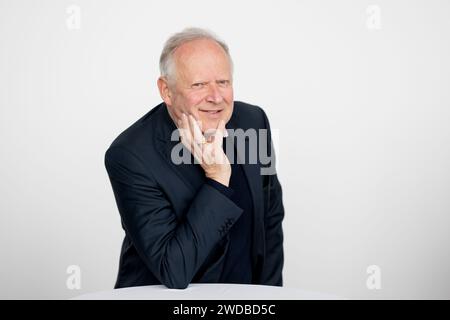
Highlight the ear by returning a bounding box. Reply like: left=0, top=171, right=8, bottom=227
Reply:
left=157, top=77, right=173, bottom=106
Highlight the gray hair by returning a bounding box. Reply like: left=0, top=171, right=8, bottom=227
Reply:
left=159, top=27, right=233, bottom=83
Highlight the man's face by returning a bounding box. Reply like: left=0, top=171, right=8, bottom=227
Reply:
left=162, top=39, right=234, bottom=133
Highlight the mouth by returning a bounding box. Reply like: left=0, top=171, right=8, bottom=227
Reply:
left=199, top=108, right=223, bottom=118
left=199, top=109, right=223, bottom=114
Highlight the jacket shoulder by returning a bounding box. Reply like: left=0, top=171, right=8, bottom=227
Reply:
left=232, top=101, right=268, bottom=130
left=107, top=103, right=165, bottom=150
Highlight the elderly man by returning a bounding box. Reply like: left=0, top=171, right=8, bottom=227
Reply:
left=105, top=28, right=284, bottom=289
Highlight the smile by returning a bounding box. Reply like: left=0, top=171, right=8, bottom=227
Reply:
left=199, top=109, right=223, bottom=118
left=200, top=109, right=222, bottom=113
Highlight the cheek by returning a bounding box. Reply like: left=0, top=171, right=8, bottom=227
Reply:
left=172, top=94, right=198, bottom=114
left=170, top=99, right=185, bottom=120
left=186, top=93, right=206, bottom=117
left=223, top=89, right=234, bottom=115
left=190, top=91, right=206, bottom=105
left=224, top=88, right=234, bottom=101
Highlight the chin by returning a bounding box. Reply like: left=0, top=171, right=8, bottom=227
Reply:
left=198, top=110, right=232, bottom=133
left=201, top=121, right=220, bottom=133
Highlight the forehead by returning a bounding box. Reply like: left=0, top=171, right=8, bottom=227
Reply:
left=173, top=38, right=231, bottom=80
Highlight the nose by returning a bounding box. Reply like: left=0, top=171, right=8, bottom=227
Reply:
left=205, top=83, right=224, bottom=104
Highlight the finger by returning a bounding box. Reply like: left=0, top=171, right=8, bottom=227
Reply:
left=180, top=113, right=194, bottom=149
left=188, top=114, right=206, bottom=158
left=197, top=118, right=203, bottom=133
left=179, top=129, right=194, bottom=157
left=188, top=114, right=205, bottom=144
left=201, top=144, right=214, bottom=165
left=217, top=118, right=226, bottom=132
left=180, top=112, right=189, bottom=130
left=180, top=128, right=204, bottom=164
left=177, top=116, right=187, bottom=142
left=177, top=113, right=205, bottom=164
left=192, top=147, right=204, bottom=164
left=188, top=114, right=205, bottom=154
left=213, top=119, right=226, bottom=147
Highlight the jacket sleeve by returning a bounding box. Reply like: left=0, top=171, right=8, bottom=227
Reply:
left=105, top=146, right=243, bottom=289
left=260, top=108, right=285, bottom=286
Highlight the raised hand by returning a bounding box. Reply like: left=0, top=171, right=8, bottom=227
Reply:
left=178, top=113, right=231, bottom=186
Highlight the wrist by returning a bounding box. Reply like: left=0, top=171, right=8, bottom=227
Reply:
left=207, top=174, right=230, bottom=187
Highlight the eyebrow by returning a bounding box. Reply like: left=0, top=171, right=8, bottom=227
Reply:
left=191, top=79, right=230, bottom=84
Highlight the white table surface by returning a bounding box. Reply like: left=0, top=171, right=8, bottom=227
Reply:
left=73, top=283, right=342, bottom=300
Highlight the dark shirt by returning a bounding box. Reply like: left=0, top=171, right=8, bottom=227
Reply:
left=204, top=139, right=254, bottom=283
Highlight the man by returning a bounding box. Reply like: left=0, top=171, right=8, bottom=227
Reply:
left=105, top=28, right=284, bottom=289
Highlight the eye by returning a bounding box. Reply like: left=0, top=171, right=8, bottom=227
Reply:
left=191, top=82, right=207, bottom=89
left=217, top=80, right=230, bottom=87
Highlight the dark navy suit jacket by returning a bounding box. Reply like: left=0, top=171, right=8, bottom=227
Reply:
left=105, top=101, right=284, bottom=289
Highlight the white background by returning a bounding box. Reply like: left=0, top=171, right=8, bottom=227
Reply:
left=1, top=0, right=449, bottom=299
